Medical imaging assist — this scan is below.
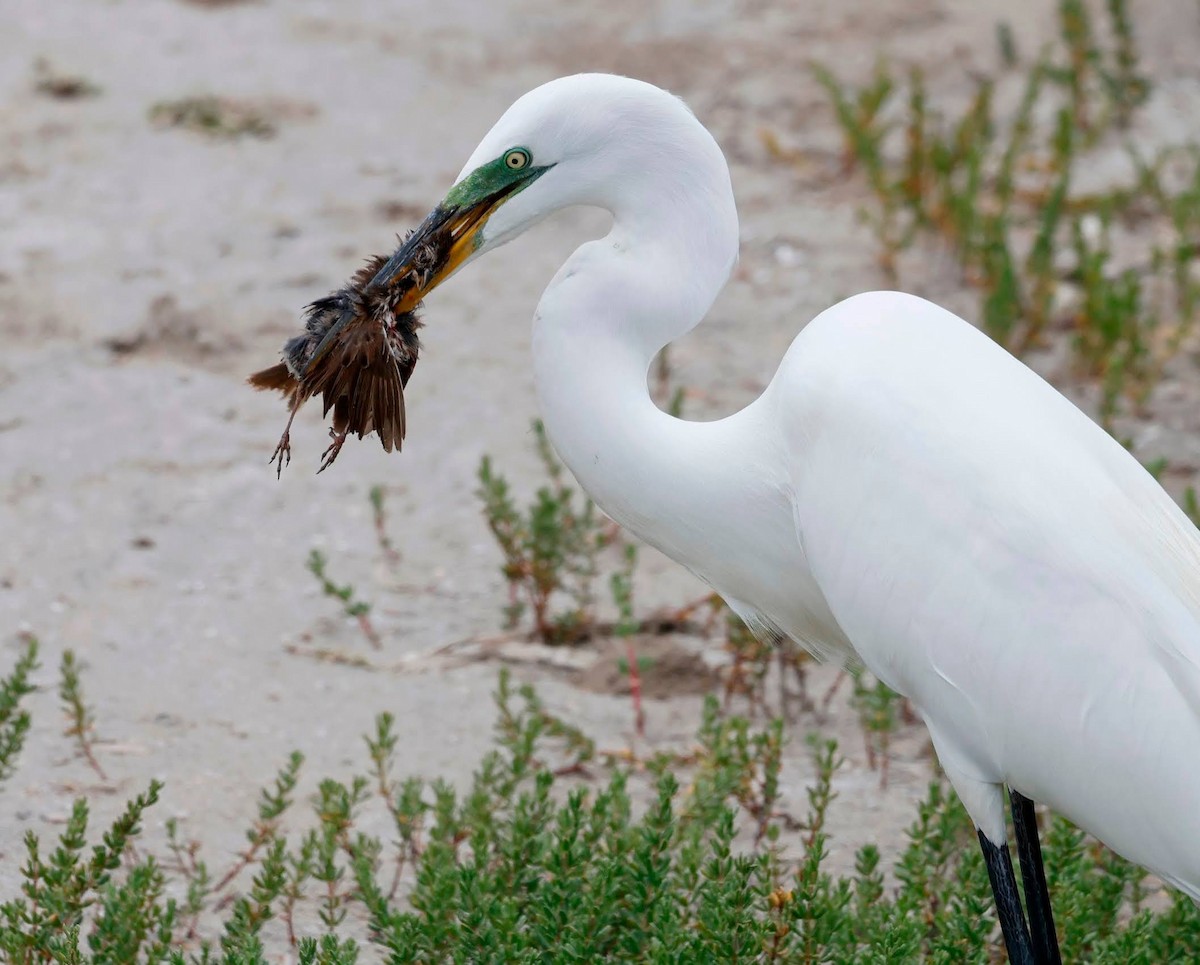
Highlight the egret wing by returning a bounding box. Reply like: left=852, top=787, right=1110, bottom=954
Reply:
left=774, top=292, right=1200, bottom=896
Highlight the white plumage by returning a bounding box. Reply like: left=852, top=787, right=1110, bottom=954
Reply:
left=414, top=73, right=1200, bottom=949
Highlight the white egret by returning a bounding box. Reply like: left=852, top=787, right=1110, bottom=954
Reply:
left=384, top=73, right=1200, bottom=963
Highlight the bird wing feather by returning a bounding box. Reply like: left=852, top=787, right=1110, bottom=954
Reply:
left=301, top=322, right=408, bottom=451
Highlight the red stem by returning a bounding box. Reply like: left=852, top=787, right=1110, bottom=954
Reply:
left=626, top=638, right=645, bottom=738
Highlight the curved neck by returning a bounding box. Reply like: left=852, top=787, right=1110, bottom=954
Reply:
left=530, top=126, right=741, bottom=555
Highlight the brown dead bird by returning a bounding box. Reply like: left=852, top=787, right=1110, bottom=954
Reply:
left=249, top=160, right=527, bottom=475
left=248, top=223, right=451, bottom=475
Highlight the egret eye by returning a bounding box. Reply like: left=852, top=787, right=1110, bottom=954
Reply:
left=504, top=149, right=530, bottom=170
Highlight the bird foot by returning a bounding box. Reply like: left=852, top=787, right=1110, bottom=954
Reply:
left=269, top=431, right=292, bottom=480
left=318, top=427, right=348, bottom=474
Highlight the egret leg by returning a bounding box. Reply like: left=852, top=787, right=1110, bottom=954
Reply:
left=1010, top=790, right=1061, bottom=965
left=977, top=830, right=1035, bottom=965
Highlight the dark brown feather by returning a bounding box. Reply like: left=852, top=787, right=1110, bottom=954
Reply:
left=247, top=241, right=431, bottom=475
left=246, top=362, right=295, bottom=393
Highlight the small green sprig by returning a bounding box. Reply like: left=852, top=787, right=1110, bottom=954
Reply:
left=476, top=419, right=627, bottom=644
left=59, top=649, right=106, bottom=781
left=368, top=485, right=401, bottom=569
left=306, top=549, right=382, bottom=649
left=0, top=634, right=38, bottom=785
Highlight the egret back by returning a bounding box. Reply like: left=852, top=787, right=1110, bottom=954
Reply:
left=772, top=291, right=1200, bottom=897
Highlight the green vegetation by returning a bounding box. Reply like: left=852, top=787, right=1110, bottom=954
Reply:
left=476, top=419, right=629, bottom=644
left=0, top=635, right=37, bottom=784
left=59, top=650, right=107, bottom=781
left=720, top=613, right=812, bottom=723
left=847, top=667, right=909, bottom=789
left=807, top=0, right=1200, bottom=431
left=368, top=485, right=402, bottom=571
left=3, top=653, right=1198, bottom=960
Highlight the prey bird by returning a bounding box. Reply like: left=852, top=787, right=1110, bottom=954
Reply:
left=248, top=222, right=452, bottom=474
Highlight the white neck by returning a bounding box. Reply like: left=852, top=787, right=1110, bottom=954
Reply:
left=529, top=111, right=745, bottom=562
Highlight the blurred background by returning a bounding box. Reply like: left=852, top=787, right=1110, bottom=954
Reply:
left=2, top=0, right=1199, bottom=952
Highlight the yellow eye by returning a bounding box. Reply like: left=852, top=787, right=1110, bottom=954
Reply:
left=504, top=149, right=530, bottom=170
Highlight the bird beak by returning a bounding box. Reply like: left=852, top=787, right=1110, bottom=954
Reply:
left=365, top=165, right=549, bottom=305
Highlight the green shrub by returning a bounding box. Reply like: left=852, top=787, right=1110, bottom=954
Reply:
left=805, top=0, right=1200, bottom=432
left=2, top=648, right=1197, bottom=961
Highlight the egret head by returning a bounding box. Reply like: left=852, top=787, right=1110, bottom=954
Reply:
left=373, top=73, right=736, bottom=301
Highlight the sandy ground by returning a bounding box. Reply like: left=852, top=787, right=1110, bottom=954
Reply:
left=2, top=0, right=1199, bottom=951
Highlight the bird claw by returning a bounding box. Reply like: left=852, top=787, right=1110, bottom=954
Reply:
left=318, top=427, right=348, bottom=474
left=270, top=431, right=292, bottom=480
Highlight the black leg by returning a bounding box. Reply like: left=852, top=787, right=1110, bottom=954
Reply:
left=978, top=829, right=1035, bottom=965
left=1010, top=790, right=1062, bottom=965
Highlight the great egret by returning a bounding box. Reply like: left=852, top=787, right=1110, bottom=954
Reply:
left=380, top=73, right=1200, bottom=963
